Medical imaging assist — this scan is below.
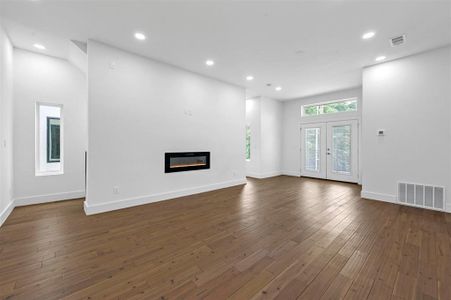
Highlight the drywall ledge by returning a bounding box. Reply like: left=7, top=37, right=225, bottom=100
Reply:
left=84, top=178, right=247, bottom=215
left=14, top=190, right=85, bottom=206
left=0, top=201, right=14, bottom=227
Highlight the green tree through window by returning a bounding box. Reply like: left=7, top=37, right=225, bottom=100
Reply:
left=245, top=125, right=251, bottom=160
left=303, top=99, right=357, bottom=116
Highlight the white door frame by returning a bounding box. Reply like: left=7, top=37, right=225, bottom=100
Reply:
left=300, top=119, right=359, bottom=183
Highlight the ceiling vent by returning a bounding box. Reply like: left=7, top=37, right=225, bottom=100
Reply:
left=390, top=35, right=406, bottom=47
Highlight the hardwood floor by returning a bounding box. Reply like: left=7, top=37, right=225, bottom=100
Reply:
left=1, top=176, right=450, bottom=300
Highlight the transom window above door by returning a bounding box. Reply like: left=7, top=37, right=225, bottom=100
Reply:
left=302, top=98, right=357, bottom=117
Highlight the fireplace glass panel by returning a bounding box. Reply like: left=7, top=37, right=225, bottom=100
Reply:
left=170, top=156, right=207, bottom=168
left=165, top=152, right=210, bottom=173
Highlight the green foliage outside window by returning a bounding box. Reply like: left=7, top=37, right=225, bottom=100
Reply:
left=303, top=99, right=357, bottom=116
left=304, top=105, right=319, bottom=116
left=245, top=126, right=251, bottom=160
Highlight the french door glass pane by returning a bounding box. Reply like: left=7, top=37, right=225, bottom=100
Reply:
left=305, top=128, right=320, bottom=171
left=332, top=125, right=351, bottom=174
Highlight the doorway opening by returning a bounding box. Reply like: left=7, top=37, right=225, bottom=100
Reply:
left=300, top=120, right=359, bottom=183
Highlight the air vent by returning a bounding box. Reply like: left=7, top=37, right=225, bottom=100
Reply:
left=390, top=35, right=406, bottom=47
left=398, top=182, right=445, bottom=211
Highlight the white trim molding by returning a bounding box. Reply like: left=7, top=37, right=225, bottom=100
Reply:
left=14, top=190, right=85, bottom=207
left=84, top=178, right=247, bottom=215
left=282, top=170, right=301, bottom=177
left=0, top=190, right=85, bottom=227
left=362, top=190, right=450, bottom=213
left=0, top=201, right=15, bottom=227
left=246, top=171, right=282, bottom=179
left=361, top=190, right=396, bottom=203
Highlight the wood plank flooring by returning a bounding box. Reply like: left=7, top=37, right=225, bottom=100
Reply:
left=1, top=176, right=451, bottom=299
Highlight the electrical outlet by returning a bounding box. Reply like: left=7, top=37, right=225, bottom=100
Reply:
left=113, top=186, right=119, bottom=194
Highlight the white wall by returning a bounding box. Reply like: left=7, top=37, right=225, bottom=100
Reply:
left=0, top=23, right=14, bottom=226
left=245, top=98, right=261, bottom=176
left=282, top=87, right=362, bottom=177
left=245, top=96, right=282, bottom=178
left=85, top=40, right=246, bottom=214
left=68, top=40, right=87, bottom=75
left=13, top=49, right=87, bottom=205
left=362, top=46, right=451, bottom=211
left=261, top=97, right=283, bottom=177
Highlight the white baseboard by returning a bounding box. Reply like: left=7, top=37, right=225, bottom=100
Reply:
left=0, top=201, right=15, bottom=227
left=361, top=190, right=396, bottom=203
left=14, top=190, right=85, bottom=207
left=362, top=190, right=450, bottom=213
left=246, top=171, right=282, bottom=179
left=84, top=178, right=247, bottom=215
left=282, top=170, right=301, bottom=177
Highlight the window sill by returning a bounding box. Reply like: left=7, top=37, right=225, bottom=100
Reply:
left=35, top=170, right=64, bottom=177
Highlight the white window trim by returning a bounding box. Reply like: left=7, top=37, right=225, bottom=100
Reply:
left=35, top=101, right=64, bottom=176
left=35, top=170, right=64, bottom=177
left=301, top=97, right=358, bottom=118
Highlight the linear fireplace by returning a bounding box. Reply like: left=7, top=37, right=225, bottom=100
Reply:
left=165, top=152, right=210, bottom=173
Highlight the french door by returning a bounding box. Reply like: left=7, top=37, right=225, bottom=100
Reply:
left=300, top=120, right=358, bottom=183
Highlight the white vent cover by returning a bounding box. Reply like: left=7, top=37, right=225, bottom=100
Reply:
left=398, top=182, right=445, bottom=210
left=390, top=35, right=406, bottom=47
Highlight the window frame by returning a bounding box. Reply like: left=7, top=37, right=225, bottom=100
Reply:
left=35, top=102, right=64, bottom=176
left=301, top=97, right=358, bottom=118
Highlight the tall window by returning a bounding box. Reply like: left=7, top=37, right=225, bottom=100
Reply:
left=302, top=98, right=357, bottom=117
left=36, top=103, right=63, bottom=175
left=47, top=117, right=61, bottom=163
left=245, top=125, right=251, bottom=160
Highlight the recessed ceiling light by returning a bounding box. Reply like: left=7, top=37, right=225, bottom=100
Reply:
left=246, top=75, right=254, bottom=81
left=375, top=56, right=386, bottom=62
left=205, top=59, right=215, bottom=66
left=134, top=32, right=146, bottom=41
left=33, top=43, right=46, bottom=50
left=362, top=31, right=375, bottom=40
left=275, top=86, right=282, bottom=91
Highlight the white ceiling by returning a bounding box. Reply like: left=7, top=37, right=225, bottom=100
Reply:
left=1, top=0, right=450, bottom=100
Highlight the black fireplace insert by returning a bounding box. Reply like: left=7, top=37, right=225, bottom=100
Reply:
left=165, top=152, right=210, bottom=173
